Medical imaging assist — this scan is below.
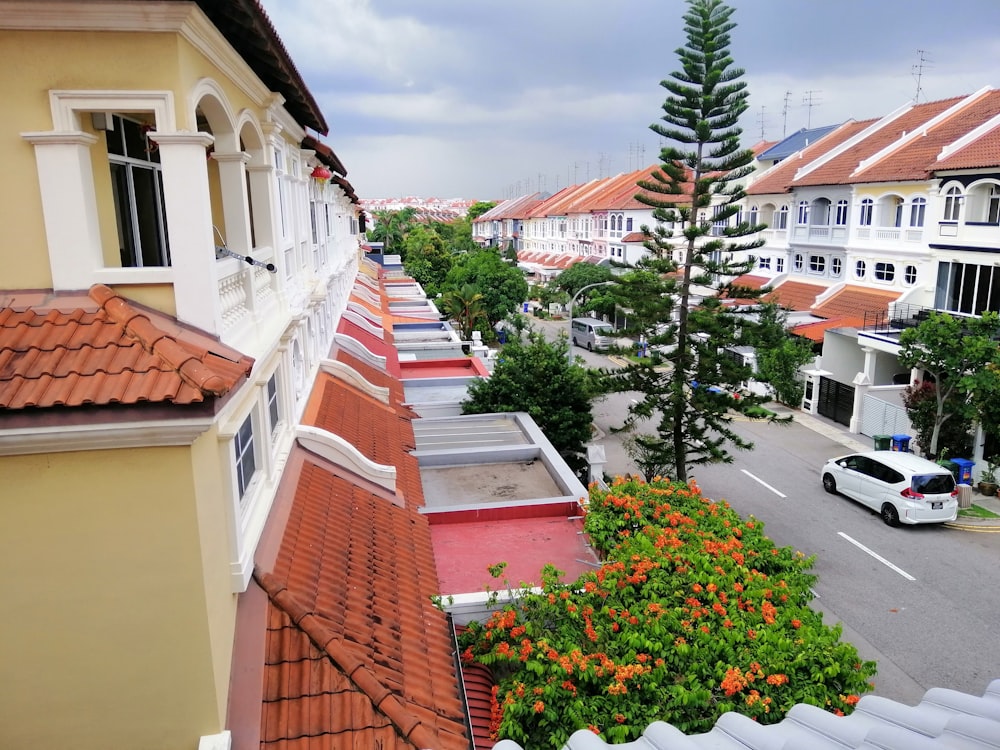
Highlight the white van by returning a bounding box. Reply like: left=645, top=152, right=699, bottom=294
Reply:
left=571, top=317, right=615, bottom=351
left=820, top=450, right=958, bottom=526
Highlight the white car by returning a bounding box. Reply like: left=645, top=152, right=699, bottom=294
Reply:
left=820, top=450, right=958, bottom=526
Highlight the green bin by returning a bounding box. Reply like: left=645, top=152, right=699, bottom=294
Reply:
left=873, top=434, right=891, bottom=451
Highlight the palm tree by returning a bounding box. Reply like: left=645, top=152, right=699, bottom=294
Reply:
left=442, top=284, right=486, bottom=341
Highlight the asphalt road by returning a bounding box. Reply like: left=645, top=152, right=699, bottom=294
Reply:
left=526, top=313, right=1000, bottom=704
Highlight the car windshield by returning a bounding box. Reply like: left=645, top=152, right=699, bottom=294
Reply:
left=594, top=326, right=613, bottom=335
left=912, top=473, right=955, bottom=495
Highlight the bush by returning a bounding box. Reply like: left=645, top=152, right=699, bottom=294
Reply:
left=459, top=476, right=876, bottom=748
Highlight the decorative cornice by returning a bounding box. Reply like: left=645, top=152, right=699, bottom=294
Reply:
left=319, top=359, right=390, bottom=404
left=296, top=425, right=398, bottom=496
left=0, top=419, right=213, bottom=456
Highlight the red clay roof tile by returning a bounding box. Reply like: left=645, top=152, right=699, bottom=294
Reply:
left=764, top=280, right=827, bottom=312
left=812, top=285, right=899, bottom=320
left=0, top=285, right=253, bottom=409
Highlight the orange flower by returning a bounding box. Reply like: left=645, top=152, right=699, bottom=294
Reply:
left=615, top=713, right=626, bottom=724
left=791, top=619, right=802, bottom=629
left=533, top=700, right=545, bottom=713
left=766, top=673, right=788, bottom=686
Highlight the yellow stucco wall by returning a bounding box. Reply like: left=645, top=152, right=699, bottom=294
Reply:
left=0, top=441, right=237, bottom=749
left=1, top=23, right=274, bottom=293
left=855, top=183, right=928, bottom=200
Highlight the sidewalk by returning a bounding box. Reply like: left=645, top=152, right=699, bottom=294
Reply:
left=782, top=406, right=1000, bottom=532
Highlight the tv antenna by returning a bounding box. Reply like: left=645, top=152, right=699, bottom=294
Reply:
left=781, top=90, right=792, bottom=138
left=802, top=90, right=822, bottom=128
left=756, top=105, right=767, bottom=141
left=912, top=49, right=932, bottom=103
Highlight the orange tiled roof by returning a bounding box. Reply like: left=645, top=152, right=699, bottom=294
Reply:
left=812, top=285, right=899, bottom=320
left=254, top=457, right=469, bottom=750
left=935, top=122, right=1000, bottom=171
left=746, top=121, right=872, bottom=195
left=791, top=316, right=865, bottom=342
left=764, top=280, right=827, bottom=312
left=857, top=90, right=1000, bottom=182
left=0, top=284, right=253, bottom=409
left=794, top=97, right=963, bottom=186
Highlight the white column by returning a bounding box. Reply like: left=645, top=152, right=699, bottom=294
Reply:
left=21, top=131, right=102, bottom=290
left=212, top=151, right=252, bottom=255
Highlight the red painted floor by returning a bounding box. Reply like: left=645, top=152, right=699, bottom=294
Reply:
left=430, top=515, right=599, bottom=594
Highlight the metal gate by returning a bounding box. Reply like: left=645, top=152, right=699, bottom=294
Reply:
left=817, top=377, right=854, bottom=427
left=859, top=393, right=912, bottom=439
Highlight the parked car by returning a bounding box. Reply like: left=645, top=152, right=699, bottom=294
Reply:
left=570, top=317, right=615, bottom=351
left=820, top=450, right=958, bottom=526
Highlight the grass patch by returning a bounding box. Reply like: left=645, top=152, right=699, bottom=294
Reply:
left=745, top=404, right=777, bottom=419
left=958, top=503, right=1000, bottom=519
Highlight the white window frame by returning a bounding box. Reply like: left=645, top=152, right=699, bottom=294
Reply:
left=855, top=260, right=867, bottom=280
left=835, top=199, right=849, bottom=226
left=909, top=197, right=926, bottom=227
left=874, top=262, right=895, bottom=282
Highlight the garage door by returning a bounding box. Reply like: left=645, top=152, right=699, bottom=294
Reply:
left=817, top=377, right=854, bottom=427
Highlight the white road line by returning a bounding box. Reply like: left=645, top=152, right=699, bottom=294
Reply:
left=838, top=532, right=916, bottom=581
left=740, top=469, right=787, bottom=498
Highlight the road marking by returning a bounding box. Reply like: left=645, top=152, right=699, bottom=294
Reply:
left=740, top=469, right=787, bottom=498
left=838, top=532, right=916, bottom=581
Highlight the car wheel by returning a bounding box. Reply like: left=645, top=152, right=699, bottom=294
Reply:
left=822, top=473, right=837, bottom=494
left=881, top=502, right=901, bottom=527
left=587, top=341, right=593, bottom=351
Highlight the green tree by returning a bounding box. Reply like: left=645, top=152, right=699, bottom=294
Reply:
left=897, top=310, right=1000, bottom=457
left=607, top=0, right=775, bottom=482
left=750, top=303, right=817, bottom=406
left=467, top=200, right=497, bottom=221
left=901, top=380, right=973, bottom=460
left=462, top=331, right=595, bottom=472
left=400, top=225, right=453, bottom=295
left=446, top=249, right=529, bottom=327
left=552, top=262, right=614, bottom=298
left=367, top=207, right=416, bottom=254
left=441, top=284, right=487, bottom=341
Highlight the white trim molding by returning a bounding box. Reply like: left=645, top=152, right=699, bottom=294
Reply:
left=296, top=425, right=398, bottom=496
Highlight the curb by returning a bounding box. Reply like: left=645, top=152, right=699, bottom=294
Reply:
left=944, top=521, right=1000, bottom=532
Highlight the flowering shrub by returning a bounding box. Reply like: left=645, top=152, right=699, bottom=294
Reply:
left=458, top=476, right=876, bottom=748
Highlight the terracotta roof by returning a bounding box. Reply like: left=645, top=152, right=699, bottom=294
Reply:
left=790, top=316, right=864, bottom=342
left=935, top=122, right=1000, bottom=171
left=746, top=121, right=872, bottom=196
left=254, top=458, right=469, bottom=750
left=460, top=658, right=496, bottom=749
left=764, top=280, right=827, bottom=312
left=730, top=274, right=770, bottom=290
left=301, top=372, right=422, bottom=506
left=333, top=351, right=406, bottom=407
left=0, top=285, right=253, bottom=409
left=794, top=97, right=964, bottom=186
left=857, top=90, right=1000, bottom=182
left=621, top=231, right=645, bottom=242
left=812, top=285, right=899, bottom=320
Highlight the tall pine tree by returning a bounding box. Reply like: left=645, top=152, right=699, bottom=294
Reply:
left=610, top=0, right=780, bottom=482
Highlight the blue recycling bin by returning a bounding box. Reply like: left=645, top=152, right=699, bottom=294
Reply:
left=952, top=458, right=975, bottom=485
left=890, top=434, right=912, bottom=452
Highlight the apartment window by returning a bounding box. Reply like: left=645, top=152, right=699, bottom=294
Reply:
left=943, top=186, right=962, bottom=222
left=874, top=262, right=895, bottom=282
left=267, top=374, right=280, bottom=435
left=234, top=413, right=257, bottom=501
left=812, top=198, right=831, bottom=225
left=904, top=265, right=917, bottom=285
left=809, top=255, right=826, bottom=273
left=626, top=217, right=633, bottom=231
left=859, top=198, right=873, bottom=226
left=835, top=199, right=849, bottom=225
left=890, top=197, right=904, bottom=227
left=909, top=197, right=926, bottom=227
left=793, top=253, right=803, bottom=271
left=758, top=257, right=771, bottom=270
left=748, top=206, right=759, bottom=226
left=855, top=260, right=866, bottom=279
left=774, top=205, right=789, bottom=229
left=831, top=257, right=843, bottom=276
left=105, top=115, right=170, bottom=267
left=775, top=257, right=784, bottom=273
left=936, top=261, right=1000, bottom=315
left=989, top=186, right=1000, bottom=224
left=796, top=200, right=810, bottom=225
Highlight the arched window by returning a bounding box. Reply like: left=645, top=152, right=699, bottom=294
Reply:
left=748, top=205, right=759, bottom=226
left=909, top=197, right=926, bottom=227
left=775, top=205, right=789, bottom=229
left=943, top=186, right=962, bottom=222
left=831, top=257, right=843, bottom=276
left=797, top=200, right=810, bottom=225
left=859, top=198, right=873, bottom=226
left=812, top=198, right=831, bottom=225
left=855, top=260, right=866, bottom=279
left=835, top=199, right=849, bottom=225
left=793, top=253, right=803, bottom=271
left=904, top=265, right=917, bottom=285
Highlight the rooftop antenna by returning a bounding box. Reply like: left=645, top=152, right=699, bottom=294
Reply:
left=781, top=90, right=792, bottom=138
left=912, top=49, right=931, bottom=103
left=756, top=105, right=767, bottom=141
left=803, top=90, right=822, bottom=129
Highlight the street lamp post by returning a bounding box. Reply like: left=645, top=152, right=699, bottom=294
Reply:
left=567, top=280, right=615, bottom=365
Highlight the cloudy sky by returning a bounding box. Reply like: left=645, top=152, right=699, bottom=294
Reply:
left=257, top=0, right=1000, bottom=201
